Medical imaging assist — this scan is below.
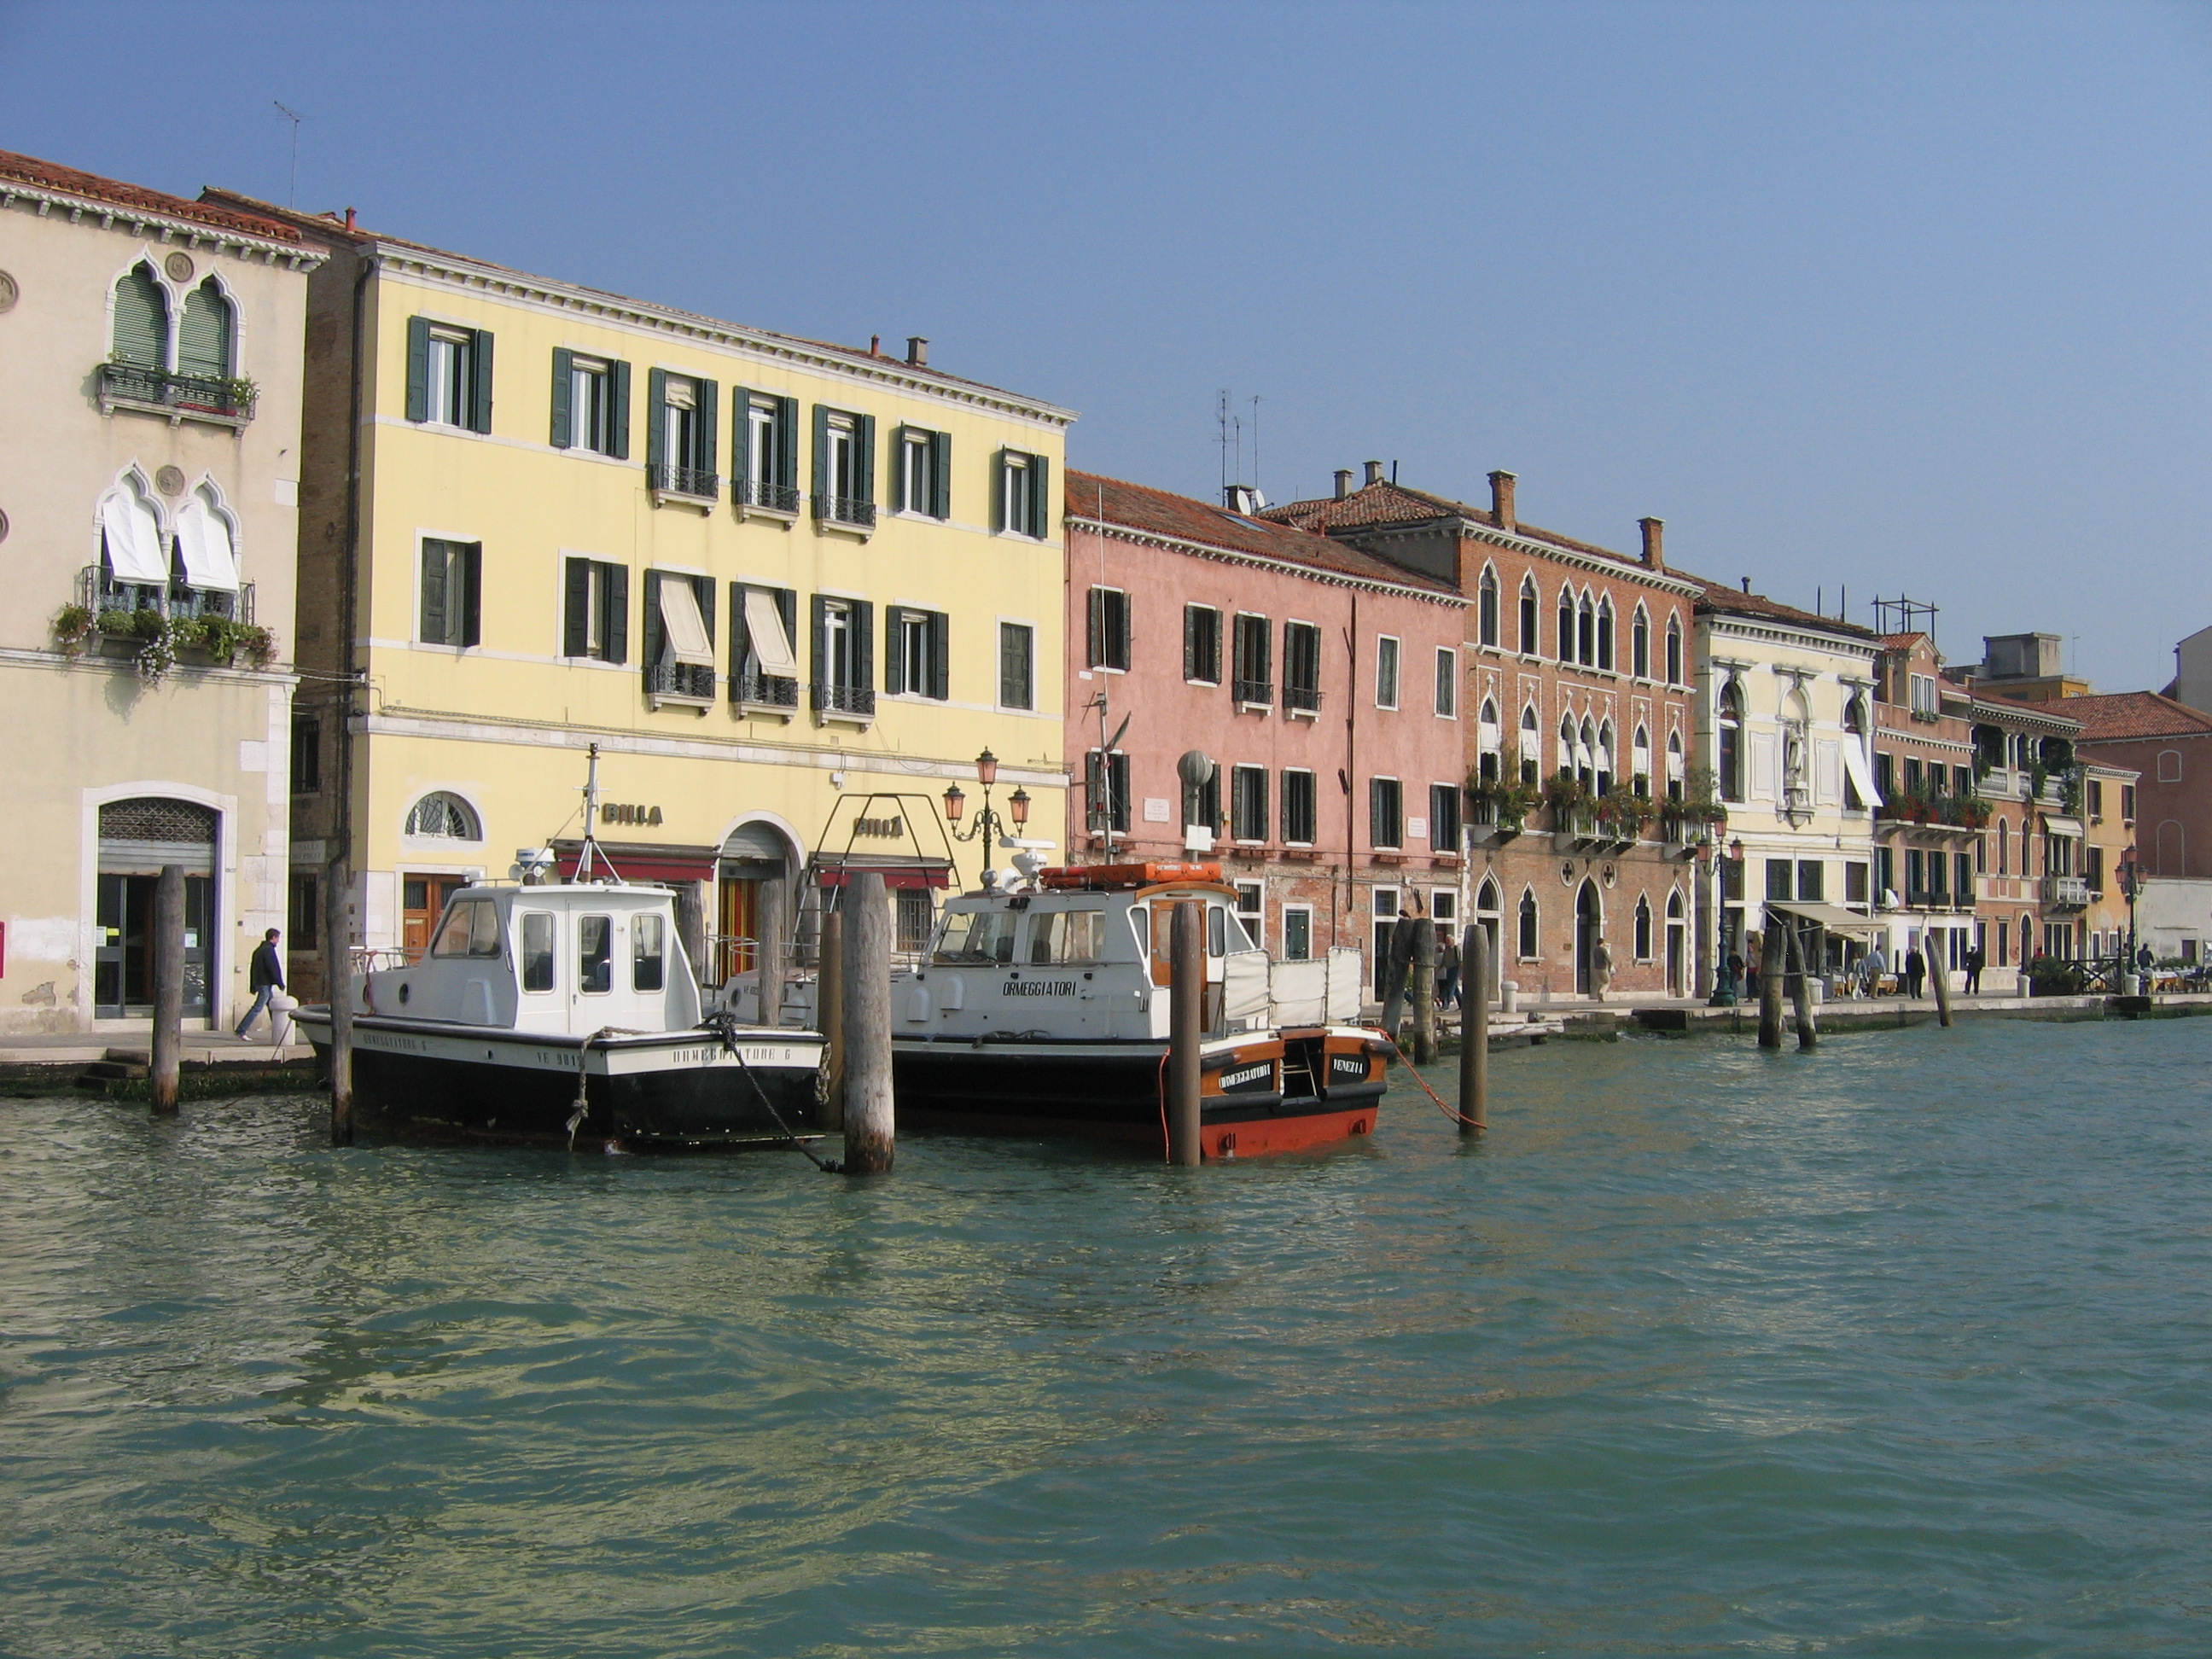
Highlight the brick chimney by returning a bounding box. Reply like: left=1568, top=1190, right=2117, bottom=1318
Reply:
left=1363, top=460, right=1385, bottom=487
left=1334, top=469, right=1353, bottom=500
left=1488, top=469, right=1517, bottom=533
left=906, top=336, right=928, bottom=367
left=1639, top=516, right=1664, bottom=570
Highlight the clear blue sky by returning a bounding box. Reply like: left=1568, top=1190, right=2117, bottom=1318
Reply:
left=7, top=1, right=2208, bottom=690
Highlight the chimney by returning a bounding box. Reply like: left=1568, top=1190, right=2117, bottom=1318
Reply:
left=905, top=335, right=928, bottom=368
left=1639, top=516, right=1664, bottom=570
left=1334, top=469, right=1354, bottom=500
left=1488, top=469, right=1516, bottom=532
left=343, top=206, right=356, bottom=230
left=869, top=335, right=881, bottom=356
left=1741, top=577, right=1751, bottom=594
left=1364, top=459, right=1385, bottom=487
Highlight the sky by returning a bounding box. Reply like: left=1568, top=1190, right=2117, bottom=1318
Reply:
left=5, top=0, right=2208, bottom=690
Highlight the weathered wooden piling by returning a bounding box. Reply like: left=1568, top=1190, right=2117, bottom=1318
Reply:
left=1411, top=918, right=1438, bottom=1066
left=327, top=856, right=353, bottom=1144
left=818, top=907, right=845, bottom=1132
left=1758, top=917, right=1786, bottom=1050
left=1930, top=938, right=1955, bottom=1027
left=839, top=872, right=894, bottom=1174
left=1788, top=923, right=1818, bottom=1051
left=149, top=864, right=184, bottom=1115
left=1167, top=899, right=1204, bottom=1167
left=755, top=878, right=787, bottom=1032
left=1459, top=924, right=1488, bottom=1136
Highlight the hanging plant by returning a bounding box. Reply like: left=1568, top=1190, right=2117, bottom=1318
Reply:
left=52, top=604, right=96, bottom=655
left=135, top=616, right=178, bottom=684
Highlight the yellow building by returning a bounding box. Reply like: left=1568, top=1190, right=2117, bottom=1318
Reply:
left=212, top=195, right=1071, bottom=992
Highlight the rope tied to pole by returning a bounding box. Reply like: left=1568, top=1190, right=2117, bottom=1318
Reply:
left=1375, top=1028, right=1486, bottom=1131
left=710, top=1011, right=842, bottom=1173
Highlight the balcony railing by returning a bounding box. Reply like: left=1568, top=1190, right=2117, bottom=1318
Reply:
left=644, top=662, right=715, bottom=701
left=2043, top=874, right=2090, bottom=910
left=730, top=671, right=800, bottom=709
left=812, top=493, right=877, bottom=529
left=813, top=680, right=876, bottom=719
left=96, top=361, right=255, bottom=422
left=737, top=479, right=803, bottom=515
left=650, top=462, right=719, bottom=500
left=1283, top=683, right=1323, bottom=715
left=1232, top=678, right=1272, bottom=707
left=77, top=567, right=253, bottom=623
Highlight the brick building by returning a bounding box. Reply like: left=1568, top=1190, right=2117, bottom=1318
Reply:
left=2064, top=691, right=2212, bottom=881
left=1869, top=632, right=1980, bottom=983
left=1966, top=694, right=2087, bottom=975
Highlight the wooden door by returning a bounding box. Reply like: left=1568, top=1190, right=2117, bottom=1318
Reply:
left=718, top=876, right=760, bottom=984
left=402, top=874, right=468, bottom=963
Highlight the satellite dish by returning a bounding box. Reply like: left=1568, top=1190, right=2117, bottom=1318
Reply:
left=1177, top=749, right=1216, bottom=789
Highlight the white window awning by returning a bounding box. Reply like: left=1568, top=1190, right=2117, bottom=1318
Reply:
left=657, top=578, right=715, bottom=667
left=742, top=588, right=797, bottom=676
left=101, top=490, right=167, bottom=585
left=2044, top=816, right=2084, bottom=838
left=1767, top=900, right=1886, bottom=937
left=1476, top=719, right=1501, bottom=754
left=1841, top=740, right=1883, bottom=807
left=173, top=496, right=240, bottom=591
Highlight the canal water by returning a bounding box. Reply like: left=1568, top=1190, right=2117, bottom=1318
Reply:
left=3, top=1018, right=2209, bottom=1656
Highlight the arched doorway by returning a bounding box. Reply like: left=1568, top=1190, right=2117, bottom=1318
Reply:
left=716, top=818, right=797, bottom=987
left=1666, top=889, right=1687, bottom=997
left=1475, top=876, right=1503, bottom=1002
left=96, top=797, right=218, bottom=1021
left=1575, top=880, right=1601, bottom=995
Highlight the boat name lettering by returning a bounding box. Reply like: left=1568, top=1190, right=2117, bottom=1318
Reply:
left=1220, top=1062, right=1272, bottom=1091
left=1002, top=980, right=1074, bottom=998
left=1332, top=1055, right=1369, bottom=1076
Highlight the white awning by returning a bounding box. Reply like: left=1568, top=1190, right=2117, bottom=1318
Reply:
left=173, top=496, right=239, bottom=591
left=2044, top=816, right=2084, bottom=837
left=1767, top=901, right=1886, bottom=936
left=1841, top=740, right=1883, bottom=807
left=1476, top=719, right=1501, bottom=754
left=101, top=490, right=167, bottom=584
left=742, top=588, right=797, bottom=676
left=658, top=578, right=715, bottom=667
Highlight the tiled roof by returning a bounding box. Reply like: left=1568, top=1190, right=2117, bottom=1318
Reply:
left=0, top=150, right=299, bottom=242
left=1878, top=632, right=1930, bottom=651
left=1266, top=480, right=1650, bottom=571
left=1068, top=471, right=1463, bottom=599
left=1687, top=573, right=1878, bottom=640
left=2058, top=690, right=2212, bottom=742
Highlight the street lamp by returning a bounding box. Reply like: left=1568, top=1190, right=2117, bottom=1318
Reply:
left=1708, top=836, right=1747, bottom=1005
left=2116, top=844, right=2148, bottom=985
left=943, top=749, right=1025, bottom=888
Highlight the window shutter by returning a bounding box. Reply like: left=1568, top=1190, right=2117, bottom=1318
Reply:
left=643, top=570, right=665, bottom=667
left=1028, top=454, right=1050, bottom=539
left=1087, top=587, right=1105, bottom=668
left=776, top=398, right=799, bottom=490
left=696, top=381, right=718, bottom=475
left=929, top=612, right=949, bottom=700
left=810, top=594, right=828, bottom=692
left=608, top=359, right=631, bottom=459
left=777, top=588, right=798, bottom=663
left=1184, top=608, right=1196, bottom=680
left=405, top=316, right=431, bottom=423
left=563, top=557, right=590, bottom=655
left=853, top=600, right=875, bottom=690
left=550, top=348, right=573, bottom=448
left=992, top=450, right=1009, bottom=533
left=857, top=415, right=876, bottom=504
left=469, top=329, right=494, bottom=434
left=733, top=387, right=756, bottom=482
left=113, top=265, right=168, bottom=366
left=892, top=427, right=911, bottom=514
left=729, top=583, right=746, bottom=677
left=930, top=431, right=951, bottom=519
left=420, top=541, right=448, bottom=643
left=646, top=369, right=667, bottom=470
left=459, top=543, right=482, bottom=646
left=693, top=574, right=715, bottom=646
left=884, top=608, right=906, bottom=696
left=1259, top=614, right=1272, bottom=685
left=811, top=405, right=829, bottom=500
left=604, top=563, right=629, bottom=664
left=178, top=282, right=230, bottom=377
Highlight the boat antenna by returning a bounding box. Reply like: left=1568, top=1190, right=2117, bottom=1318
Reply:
left=573, top=742, right=622, bottom=883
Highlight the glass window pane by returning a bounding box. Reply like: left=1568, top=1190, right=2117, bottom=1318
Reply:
left=521, top=912, right=555, bottom=992
left=579, top=915, right=613, bottom=993
left=632, top=912, right=666, bottom=992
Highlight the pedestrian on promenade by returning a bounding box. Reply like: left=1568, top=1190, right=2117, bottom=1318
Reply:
left=1591, top=936, right=1613, bottom=1003
left=1862, top=942, right=1889, bottom=997
left=1904, top=946, right=1926, bottom=1001
left=1436, top=928, right=1460, bottom=1010
left=1965, top=946, right=1984, bottom=995
left=237, top=928, right=285, bottom=1039
left=1744, top=934, right=1762, bottom=1001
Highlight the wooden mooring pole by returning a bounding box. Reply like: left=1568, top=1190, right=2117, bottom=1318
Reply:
left=755, top=878, right=788, bottom=1032
left=1930, top=934, right=1956, bottom=1027
left=1758, top=917, right=1786, bottom=1051
left=326, top=856, right=353, bottom=1144
left=149, top=864, right=183, bottom=1116
left=1167, top=899, right=1203, bottom=1167
left=839, top=872, right=894, bottom=1174
left=817, top=906, right=845, bottom=1133
left=1789, top=923, right=1818, bottom=1051
left=1411, top=918, right=1438, bottom=1066
left=1459, top=924, right=1488, bottom=1136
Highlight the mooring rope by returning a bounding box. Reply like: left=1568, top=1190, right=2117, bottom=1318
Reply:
left=710, top=1013, right=841, bottom=1173
left=1374, top=1028, right=1485, bottom=1131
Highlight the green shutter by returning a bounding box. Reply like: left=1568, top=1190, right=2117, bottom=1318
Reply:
left=177, top=282, right=230, bottom=378
left=696, top=381, right=718, bottom=477
left=405, top=316, right=431, bottom=422
left=775, top=397, right=799, bottom=490
left=693, top=575, right=715, bottom=646
left=930, top=431, right=952, bottom=520
left=857, top=415, right=876, bottom=505
left=992, top=451, right=1008, bottom=533
left=646, top=369, right=667, bottom=471
left=928, top=612, right=949, bottom=700
left=643, top=570, right=665, bottom=667
left=853, top=600, right=875, bottom=691
left=421, top=541, right=448, bottom=643
left=1029, top=454, right=1051, bottom=539
left=733, top=387, right=757, bottom=484
left=112, top=264, right=168, bottom=367
left=469, top=329, right=494, bottom=434
left=810, top=595, right=828, bottom=692
left=603, top=563, right=629, bottom=665
left=459, top=543, right=482, bottom=646
left=1086, top=587, right=1104, bottom=668
left=563, top=557, right=590, bottom=655
left=550, top=349, right=574, bottom=449
left=810, top=405, right=829, bottom=503
left=884, top=608, right=905, bottom=696
left=891, top=427, right=911, bottom=514
left=608, top=360, right=631, bottom=460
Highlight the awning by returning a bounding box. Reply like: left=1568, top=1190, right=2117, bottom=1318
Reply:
left=553, top=839, right=719, bottom=885
left=1841, top=741, right=1883, bottom=808
left=1767, top=901, right=1885, bottom=936
left=2043, top=816, right=2084, bottom=837
left=658, top=579, right=715, bottom=667
left=173, top=496, right=239, bottom=591
left=101, top=490, right=168, bottom=584
left=815, top=853, right=952, bottom=892
left=742, top=588, right=798, bottom=676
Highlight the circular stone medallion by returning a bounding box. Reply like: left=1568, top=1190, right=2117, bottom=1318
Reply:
left=164, top=252, right=195, bottom=283
left=0, top=271, right=17, bottom=312
left=155, top=465, right=187, bottom=497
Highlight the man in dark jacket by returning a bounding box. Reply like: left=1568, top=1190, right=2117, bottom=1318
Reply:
left=237, top=928, right=284, bottom=1039
left=1964, top=946, right=1984, bottom=995
left=1904, top=946, right=1926, bottom=1000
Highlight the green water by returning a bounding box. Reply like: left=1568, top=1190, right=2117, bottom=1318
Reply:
left=3, top=1020, right=2210, bottom=1656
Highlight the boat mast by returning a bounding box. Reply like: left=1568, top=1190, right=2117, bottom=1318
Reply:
left=575, top=742, right=618, bottom=882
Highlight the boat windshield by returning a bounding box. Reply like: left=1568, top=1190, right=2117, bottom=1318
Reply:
left=432, top=899, right=503, bottom=959
left=1028, top=909, right=1107, bottom=964
left=932, top=908, right=1018, bottom=965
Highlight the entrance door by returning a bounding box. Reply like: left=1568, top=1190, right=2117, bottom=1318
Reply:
left=94, top=872, right=213, bottom=1018
left=402, top=874, right=469, bottom=963
left=718, top=876, right=761, bottom=985
left=1575, top=881, right=1600, bottom=994
left=1667, top=923, right=1685, bottom=996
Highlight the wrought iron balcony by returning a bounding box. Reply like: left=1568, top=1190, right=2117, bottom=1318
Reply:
left=1283, top=683, right=1323, bottom=715
left=812, top=680, right=876, bottom=719
left=644, top=662, right=715, bottom=701
left=76, top=567, right=254, bottom=624
left=1232, top=677, right=1273, bottom=707
left=812, top=493, right=877, bottom=529
left=730, top=671, right=800, bottom=709
left=649, top=461, right=719, bottom=500
left=96, top=361, right=255, bottom=423
left=737, top=479, right=803, bottom=515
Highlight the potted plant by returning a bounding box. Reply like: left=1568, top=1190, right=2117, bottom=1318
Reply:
left=1597, top=783, right=1656, bottom=843
left=52, top=604, right=96, bottom=655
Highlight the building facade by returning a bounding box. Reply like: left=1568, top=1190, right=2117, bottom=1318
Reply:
left=1965, top=695, right=2087, bottom=981
left=1868, top=632, right=1982, bottom=986
left=223, top=196, right=1072, bottom=993
left=2061, top=691, right=2212, bottom=882
left=2079, top=758, right=2141, bottom=964
left=0, top=152, right=317, bottom=1033
left=1062, top=471, right=1470, bottom=978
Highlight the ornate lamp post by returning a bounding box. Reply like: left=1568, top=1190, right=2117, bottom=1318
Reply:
left=2116, top=845, right=2147, bottom=986
left=942, top=748, right=1030, bottom=889
left=1708, top=835, right=1746, bottom=1005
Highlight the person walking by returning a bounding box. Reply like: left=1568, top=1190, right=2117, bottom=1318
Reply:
left=237, top=928, right=285, bottom=1039
left=1964, top=945, right=1984, bottom=995
left=1862, top=942, right=1889, bottom=998
left=1591, top=935, right=1614, bottom=1003
left=1904, top=945, right=1926, bottom=1001
left=1435, top=928, right=1461, bottom=1010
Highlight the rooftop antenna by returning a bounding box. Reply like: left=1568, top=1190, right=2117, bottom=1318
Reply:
left=273, top=101, right=303, bottom=209
left=1217, top=389, right=1231, bottom=499
left=1249, top=394, right=1261, bottom=502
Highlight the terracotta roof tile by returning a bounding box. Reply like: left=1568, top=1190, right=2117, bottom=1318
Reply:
left=2057, top=690, right=2212, bottom=742
left=1685, top=573, right=1878, bottom=639
left=1265, top=480, right=1650, bottom=571
left=0, top=150, right=299, bottom=242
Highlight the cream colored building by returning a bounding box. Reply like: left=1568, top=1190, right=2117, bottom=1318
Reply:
left=207, top=195, right=1073, bottom=992
left=0, top=152, right=317, bottom=1034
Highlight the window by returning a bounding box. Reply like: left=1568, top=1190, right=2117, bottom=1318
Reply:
left=1718, top=679, right=1745, bottom=801
left=1435, top=647, right=1458, bottom=716
left=178, top=279, right=233, bottom=379
left=1632, top=725, right=1651, bottom=797
left=1375, top=636, right=1400, bottom=709
left=1634, top=895, right=1653, bottom=960
left=406, top=317, right=493, bottom=433
left=289, top=870, right=320, bottom=942
left=1997, top=822, right=2009, bottom=875
left=1185, top=767, right=1220, bottom=835
left=1904, top=757, right=1924, bottom=794
left=886, top=607, right=949, bottom=700
left=1282, top=905, right=1313, bottom=962
left=648, top=370, right=718, bottom=498
left=1520, top=577, right=1540, bottom=655
left=2086, top=845, right=2104, bottom=890
left=1234, top=882, right=1265, bottom=949
left=1231, top=765, right=1268, bottom=842
left=2087, top=779, right=2104, bottom=821
left=811, top=595, right=875, bottom=718
left=1909, top=673, right=1938, bottom=718
left=1282, top=769, right=1318, bottom=844
left=1667, top=731, right=1685, bottom=801
left=1557, top=588, right=1576, bottom=664
left=898, top=426, right=952, bottom=519
left=432, top=899, right=503, bottom=959
left=1595, top=597, right=1615, bottom=672
left=1876, top=753, right=1895, bottom=801
left=632, top=912, right=666, bottom=992
left=1370, top=777, right=1403, bottom=848
left=897, top=890, right=936, bottom=955
left=1085, top=750, right=1130, bottom=834
left=2159, top=750, right=2183, bottom=783
left=1086, top=587, right=1130, bottom=671
left=521, top=912, right=556, bottom=992
left=1429, top=783, right=1461, bottom=852
left=1666, top=614, right=1683, bottom=685
left=289, top=713, right=321, bottom=795
left=550, top=351, right=630, bottom=457
left=738, top=391, right=801, bottom=512
left=731, top=583, right=800, bottom=708
left=1952, top=765, right=1972, bottom=796
left=405, top=791, right=481, bottom=840
left=1906, top=848, right=1927, bottom=898
left=812, top=405, right=877, bottom=527
left=643, top=571, right=717, bottom=701
left=1767, top=859, right=1793, bottom=902
left=934, top=908, right=1019, bottom=965
left=2122, top=784, right=2136, bottom=820
left=1284, top=622, right=1322, bottom=714
left=997, top=449, right=1050, bottom=538
left=1797, top=860, right=1824, bottom=901
left=998, top=622, right=1034, bottom=710
left=1520, top=705, right=1541, bottom=785
left=1632, top=607, right=1650, bottom=678
left=1596, top=721, right=1615, bottom=796
left=1233, top=614, right=1272, bottom=707
left=1029, top=909, right=1106, bottom=964
left=562, top=557, right=631, bottom=663
left=1518, top=889, right=1540, bottom=959
left=578, top=915, right=613, bottom=994
left=1478, top=567, right=1499, bottom=647
left=1185, top=605, right=1222, bottom=684
left=1956, top=852, right=1974, bottom=899
left=112, top=263, right=168, bottom=366
left=419, top=538, right=482, bottom=647
left=1844, top=861, right=1869, bottom=905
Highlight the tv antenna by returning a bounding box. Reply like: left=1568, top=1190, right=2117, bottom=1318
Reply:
left=273, top=101, right=304, bottom=208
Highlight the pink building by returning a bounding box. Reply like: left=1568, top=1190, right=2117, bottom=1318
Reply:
left=1063, top=472, right=1471, bottom=982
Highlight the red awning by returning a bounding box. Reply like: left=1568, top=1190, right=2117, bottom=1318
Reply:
left=816, top=864, right=951, bottom=892
left=554, top=844, right=717, bottom=885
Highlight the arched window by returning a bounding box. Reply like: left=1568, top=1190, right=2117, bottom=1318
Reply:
left=2158, top=749, right=2183, bottom=783
left=1559, top=715, right=1577, bottom=780
left=1580, top=717, right=1600, bottom=792
left=1557, top=586, right=1576, bottom=665
left=172, top=481, right=242, bottom=614
left=1843, top=694, right=1866, bottom=735
left=1519, top=577, right=1540, bottom=655
left=178, top=278, right=235, bottom=380
left=97, top=470, right=168, bottom=608
left=1478, top=876, right=1502, bottom=914
left=1666, top=730, right=1685, bottom=801
left=1667, top=888, right=1685, bottom=919
left=1477, top=698, right=1501, bottom=781
left=1997, top=821, right=2009, bottom=875
left=405, top=791, right=483, bottom=841
left=1519, top=704, right=1540, bottom=783
left=1477, top=566, right=1499, bottom=648
left=1517, top=888, right=1539, bottom=958
left=1718, top=678, right=1746, bottom=802
left=1596, top=597, right=1615, bottom=672
left=112, top=262, right=169, bottom=366
left=1597, top=720, right=1615, bottom=795
left=1578, top=593, right=1596, bottom=667
left=1633, top=723, right=1651, bottom=797
left=1666, top=614, right=1684, bottom=685
left=1635, top=894, right=1653, bottom=960
left=1631, top=605, right=1650, bottom=678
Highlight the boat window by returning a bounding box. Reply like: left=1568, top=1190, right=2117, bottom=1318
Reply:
left=579, top=915, right=613, bottom=993
left=632, top=912, right=665, bottom=992
left=931, top=908, right=1017, bottom=965
left=520, top=911, right=555, bottom=992
left=1130, top=905, right=1150, bottom=958
left=1028, top=909, right=1105, bottom=964
left=1221, top=910, right=1255, bottom=952
left=1209, top=905, right=1226, bottom=958
left=432, top=899, right=502, bottom=958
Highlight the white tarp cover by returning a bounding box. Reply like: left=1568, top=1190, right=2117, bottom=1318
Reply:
left=1840, top=739, right=1883, bottom=807
left=742, top=588, right=798, bottom=675
left=658, top=579, right=715, bottom=666
left=1767, top=900, right=1886, bottom=936
left=101, top=489, right=167, bottom=584
left=1224, top=948, right=1270, bottom=1023
left=1326, top=946, right=1365, bottom=1022
left=173, top=493, right=239, bottom=591
left=1269, top=958, right=1329, bottom=1026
